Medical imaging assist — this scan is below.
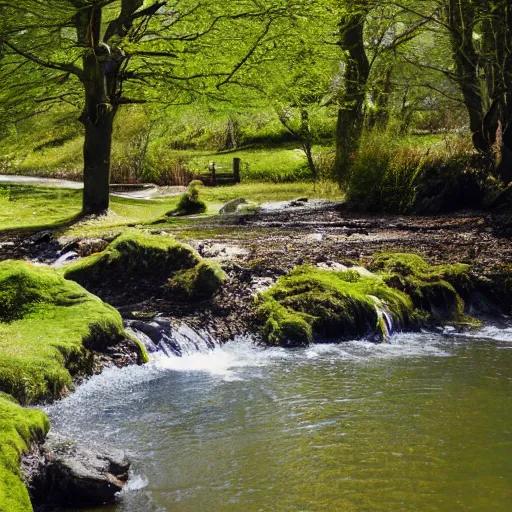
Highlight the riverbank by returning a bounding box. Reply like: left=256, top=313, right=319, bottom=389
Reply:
left=0, top=192, right=511, bottom=511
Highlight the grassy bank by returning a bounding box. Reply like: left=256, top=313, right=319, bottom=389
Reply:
left=0, top=394, right=49, bottom=512
left=0, top=260, right=141, bottom=512
left=0, top=260, right=135, bottom=404
left=0, top=182, right=342, bottom=237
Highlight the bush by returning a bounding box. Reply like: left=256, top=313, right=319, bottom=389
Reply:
left=346, top=133, right=501, bottom=214
left=346, top=133, right=424, bottom=212
left=167, top=181, right=207, bottom=216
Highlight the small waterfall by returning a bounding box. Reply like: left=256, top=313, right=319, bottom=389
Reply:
left=126, top=318, right=217, bottom=359
left=369, top=296, right=394, bottom=341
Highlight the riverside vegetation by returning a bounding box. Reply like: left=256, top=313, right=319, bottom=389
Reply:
left=1, top=0, right=512, bottom=509
left=0, top=230, right=229, bottom=512
left=1, top=186, right=512, bottom=511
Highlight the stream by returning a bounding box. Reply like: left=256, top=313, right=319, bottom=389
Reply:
left=45, top=325, right=512, bottom=512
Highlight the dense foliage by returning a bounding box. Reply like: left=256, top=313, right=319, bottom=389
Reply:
left=0, top=0, right=511, bottom=212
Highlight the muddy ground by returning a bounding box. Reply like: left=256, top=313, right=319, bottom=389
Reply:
left=1, top=200, right=511, bottom=341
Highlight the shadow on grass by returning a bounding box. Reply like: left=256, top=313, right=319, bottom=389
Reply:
left=0, top=211, right=86, bottom=236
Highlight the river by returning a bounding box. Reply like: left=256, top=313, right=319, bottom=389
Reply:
left=46, top=325, right=512, bottom=512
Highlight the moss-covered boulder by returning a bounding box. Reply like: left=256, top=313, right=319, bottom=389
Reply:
left=63, top=230, right=200, bottom=286
left=256, top=266, right=413, bottom=347
left=0, top=393, right=49, bottom=512
left=0, top=260, right=143, bottom=404
left=368, top=253, right=474, bottom=322
left=168, top=261, right=227, bottom=300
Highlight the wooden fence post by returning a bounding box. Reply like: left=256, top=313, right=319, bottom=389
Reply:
left=233, top=157, right=241, bottom=183
left=209, top=162, right=216, bottom=186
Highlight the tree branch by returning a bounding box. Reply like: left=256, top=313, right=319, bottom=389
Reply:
left=1, top=40, right=83, bottom=78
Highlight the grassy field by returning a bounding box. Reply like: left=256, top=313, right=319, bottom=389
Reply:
left=0, top=104, right=454, bottom=186
left=0, top=182, right=342, bottom=237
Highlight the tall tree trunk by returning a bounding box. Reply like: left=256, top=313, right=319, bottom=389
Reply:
left=299, top=109, right=317, bottom=182
left=82, top=108, right=114, bottom=214
left=495, top=0, right=512, bottom=184
left=334, top=9, right=370, bottom=183
left=445, top=0, right=489, bottom=153
left=75, top=2, right=117, bottom=214
left=369, top=67, right=393, bottom=129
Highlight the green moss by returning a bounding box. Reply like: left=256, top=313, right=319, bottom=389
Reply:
left=63, top=229, right=200, bottom=285
left=257, top=297, right=313, bottom=347
left=167, top=182, right=207, bottom=217
left=369, top=253, right=474, bottom=322
left=0, top=260, right=132, bottom=404
left=0, top=395, right=50, bottom=512
left=256, top=266, right=413, bottom=347
left=168, top=261, right=227, bottom=300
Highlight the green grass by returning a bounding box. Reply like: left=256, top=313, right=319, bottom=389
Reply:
left=185, top=144, right=310, bottom=182
left=0, top=260, right=137, bottom=404
left=0, top=182, right=342, bottom=237
left=0, top=394, right=49, bottom=512
left=0, top=186, right=82, bottom=231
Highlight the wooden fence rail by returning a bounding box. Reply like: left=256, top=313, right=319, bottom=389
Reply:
left=195, top=157, right=241, bottom=186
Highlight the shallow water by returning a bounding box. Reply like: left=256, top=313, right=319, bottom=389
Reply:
left=46, top=326, right=512, bottom=512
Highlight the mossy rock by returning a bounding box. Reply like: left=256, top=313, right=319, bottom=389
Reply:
left=167, top=193, right=207, bottom=216
left=0, top=260, right=142, bottom=404
left=256, top=266, right=413, bottom=347
left=63, top=230, right=200, bottom=286
left=474, top=263, right=512, bottom=313
left=0, top=394, right=49, bottom=512
left=168, top=261, right=227, bottom=300
left=257, top=297, right=313, bottom=347
left=368, top=253, right=474, bottom=322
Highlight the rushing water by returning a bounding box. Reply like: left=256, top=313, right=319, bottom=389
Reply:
left=46, top=325, right=512, bottom=512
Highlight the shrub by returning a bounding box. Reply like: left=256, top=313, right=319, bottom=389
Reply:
left=346, top=133, right=501, bottom=214
left=167, top=181, right=207, bottom=216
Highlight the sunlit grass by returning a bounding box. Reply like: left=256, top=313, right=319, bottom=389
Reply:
left=0, top=181, right=343, bottom=237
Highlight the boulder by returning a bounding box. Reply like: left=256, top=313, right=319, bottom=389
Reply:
left=219, top=198, right=247, bottom=214
left=26, top=433, right=130, bottom=508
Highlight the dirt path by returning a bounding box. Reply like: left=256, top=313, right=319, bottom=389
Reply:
left=0, top=174, right=185, bottom=199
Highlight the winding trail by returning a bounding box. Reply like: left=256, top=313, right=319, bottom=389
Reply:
left=0, top=174, right=185, bottom=199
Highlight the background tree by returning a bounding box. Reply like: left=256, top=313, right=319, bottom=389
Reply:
left=0, top=0, right=286, bottom=213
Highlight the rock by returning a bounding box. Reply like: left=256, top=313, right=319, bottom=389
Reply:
left=31, top=231, right=52, bottom=245
left=53, top=251, right=79, bottom=267
left=219, top=197, right=247, bottom=214
left=289, top=197, right=309, bottom=207
left=26, top=433, right=130, bottom=508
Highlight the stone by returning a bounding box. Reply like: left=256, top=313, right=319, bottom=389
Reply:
left=26, top=433, right=130, bottom=508
left=219, top=197, right=247, bottom=214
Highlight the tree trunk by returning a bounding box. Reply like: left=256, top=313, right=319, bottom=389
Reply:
left=445, top=0, right=489, bottom=152
left=334, top=10, right=370, bottom=183
left=75, top=4, right=117, bottom=215
left=495, top=0, right=512, bottom=185
left=299, top=109, right=317, bottom=182
left=82, top=111, right=114, bottom=214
